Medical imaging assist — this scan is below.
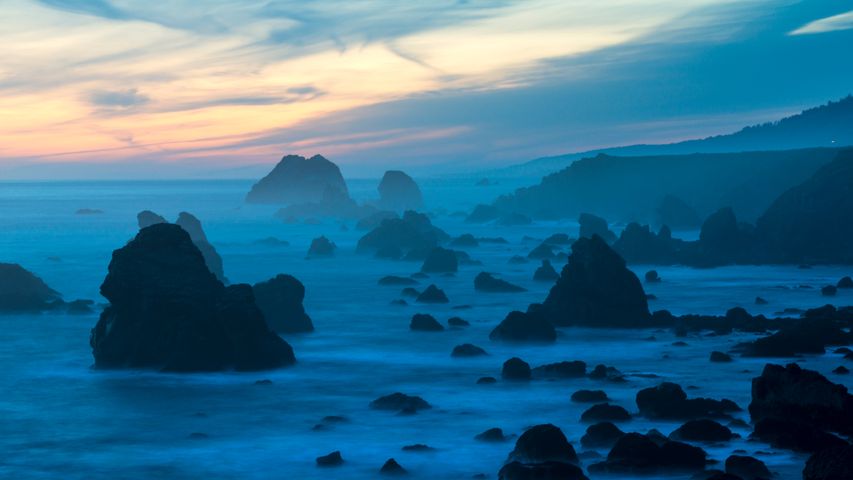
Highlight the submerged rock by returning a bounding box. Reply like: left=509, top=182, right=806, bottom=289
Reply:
left=0, top=263, right=63, bottom=313
left=316, top=451, right=344, bottom=467
left=307, top=236, right=336, bottom=257
left=541, top=235, right=651, bottom=327
left=474, top=272, right=526, bottom=293
left=450, top=234, right=479, bottom=248
left=838, top=276, right=853, bottom=289
left=90, top=224, right=295, bottom=372
left=451, top=343, right=487, bottom=357
left=447, top=316, right=470, bottom=327
left=370, top=393, right=431, bottom=413
left=252, top=274, right=313, bottom=333
left=378, top=276, right=419, bottom=286
left=246, top=154, right=349, bottom=205
left=410, top=313, right=444, bottom=332
left=415, top=284, right=449, bottom=304
left=490, top=310, right=557, bottom=342
left=377, top=170, right=423, bottom=211
left=420, top=247, right=458, bottom=273
left=476, top=427, right=509, bottom=442
left=532, top=361, right=586, bottom=379
left=533, top=260, right=559, bottom=282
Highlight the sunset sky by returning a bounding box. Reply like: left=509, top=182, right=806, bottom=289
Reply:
left=1, top=0, right=852, bottom=178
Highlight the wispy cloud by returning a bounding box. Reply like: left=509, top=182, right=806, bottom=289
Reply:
left=790, top=10, right=853, bottom=35
left=88, top=88, right=150, bottom=108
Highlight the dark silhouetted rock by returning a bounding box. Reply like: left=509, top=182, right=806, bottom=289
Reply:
left=90, top=224, right=295, bottom=372
left=370, top=393, right=431, bottom=413
left=378, top=170, right=423, bottom=211
left=589, top=364, right=626, bottom=382
left=738, top=307, right=851, bottom=356
left=378, top=276, right=418, bottom=286
left=498, top=461, right=588, bottom=480
left=834, top=366, right=850, bottom=374
left=502, top=357, right=531, bottom=381
left=579, top=213, right=616, bottom=243
left=533, top=260, right=559, bottom=282
left=506, top=424, right=579, bottom=465
left=0, top=263, right=62, bottom=313
left=822, top=285, right=837, bottom=296
left=356, top=211, right=397, bottom=231
left=402, top=444, right=434, bottom=452
left=490, top=310, right=557, bottom=342
left=669, top=419, right=733, bottom=442
left=572, top=390, right=609, bottom=403
left=589, top=432, right=707, bottom=474
left=657, top=194, right=701, bottom=228
left=581, top=403, right=631, bottom=422
left=137, top=210, right=167, bottom=228
left=527, top=243, right=557, bottom=260
left=76, top=208, right=103, bottom=215
left=415, top=285, right=448, bottom=304
left=645, top=270, right=661, bottom=283
left=452, top=343, right=487, bottom=357
left=541, top=236, right=651, bottom=327
left=379, top=458, right=407, bottom=476
left=450, top=234, right=479, bottom=248
left=357, top=211, right=449, bottom=257
left=421, top=247, right=458, bottom=273
left=724, top=455, right=770, bottom=480
left=476, top=427, right=508, bottom=442
left=532, top=361, right=586, bottom=379
left=803, top=444, right=853, bottom=480
left=612, top=222, right=680, bottom=264
left=581, top=422, right=624, bottom=449
left=410, top=313, right=444, bottom=332
left=838, top=276, right=853, bottom=289
left=466, top=204, right=501, bottom=223
left=175, top=212, right=226, bottom=283
left=749, top=363, right=853, bottom=436
left=307, top=236, right=336, bottom=257
left=636, top=382, right=740, bottom=419
left=755, top=296, right=768, bottom=305
left=246, top=154, right=349, bottom=204
left=477, top=376, right=497, bottom=384
left=698, top=207, right=753, bottom=265
left=710, top=351, right=733, bottom=363
left=475, top=272, right=526, bottom=293
left=316, top=451, right=343, bottom=467
left=751, top=417, right=847, bottom=452
left=252, top=274, right=313, bottom=333
left=447, top=316, right=469, bottom=327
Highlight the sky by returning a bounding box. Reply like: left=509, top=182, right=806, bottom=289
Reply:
left=0, top=0, right=851, bottom=179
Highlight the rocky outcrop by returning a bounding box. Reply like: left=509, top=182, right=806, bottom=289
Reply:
left=420, top=247, right=458, bottom=273
left=451, top=343, right=487, bottom=357
left=489, top=310, right=557, bottom=342
left=502, top=357, right=531, bottom=380
left=803, top=445, right=853, bottom=480
left=377, top=170, right=423, bottom=211
left=697, top=207, right=754, bottom=265
left=579, top=213, right=616, bottom=243
left=724, top=455, right=771, bottom=480
left=474, top=272, right=526, bottom=293
left=252, top=274, right=313, bottom=333
left=90, top=224, right=295, bottom=372
left=307, top=236, right=336, bottom=257
left=415, top=285, right=448, bottom=304
left=540, top=236, right=651, bottom=327
left=175, top=212, right=226, bottom=282
left=410, top=313, right=444, bottom=331
left=137, top=210, right=167, bottom=228
left=669, top=419, right=733, bottom=442
left=636, top=382, right=740, bottom=419
left=246, top=154, right=349, bottom=205
left=572, top=390, right=609, bottom=403
left=736, top=305, right=851, bottom=357
left=589, top=432, right=707, bottom=475
left=532, top=361, right=586, bottom=379
left=357, top=211, right=449, bottom=257
left=533, top=260, right=559, bottom=282
left=0, top=263, right=64, bottom=313
left=466, top=204, right=501, bottom=223
left=580, top=403, right=631, bottom=422
left=581, top=422, right=624, bottom=449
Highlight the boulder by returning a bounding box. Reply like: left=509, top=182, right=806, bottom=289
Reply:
left=252, top=274, right=313, bottom=333
left=498, top=461, right=588, bottom=480
left=246, top=154, right=349, bottom=204
left=379, top=458, right=407, bottom=476
left=541, top=236, right=651, bottom=327
left=316, top=451, right=344, bottom=467
left=669, top=419, right=733, bottom=442
left=356, top=211, right=398, bottom=231
left=822, top=285, right=838, bottom=296
left=307, top=236, right=336, bottom=257
left=505, top=424, right=579, bottom=465
left=579, top=213, right=616, bottom=243
left=572, top=390, right=609, bottom=403
left=475, top=427, right=508, bottom=442
left=377, top=170, right=423, bottom=211
left=533, top=260, right=559, bottom=282
left=502, top=357, right=532, bottom=381
left=474, top=272, right=526, bottom=293
left=357, top=211, right=449, bottom=256
left=532, top=361, right=586, bottom=379
left=803, top=445, right=853, bottom=480
left=636, top=382, right=740, bottom=419
left=710, top=351, right=733, bottom=363
left=724, top=455, right=770, bottom=480
left=580, top=403, right=631, bottom=422
left=175, top=212, right=226, bottom=282
left=490, top=310, right=557, bottom=342
left=90, top=224, right=295, bottom=372
left=370, top=393, right=431, bottom=413
left=410, top=314, right=444, bottom=332
left=421, top=247, right=458, bottom=273
left=589, top=432, right=707, bottom=474
left=589, top=364, right=626, bottom=382
left=447, top=316, right=469, bottom=327
left=838, top=276, right=853, bottom=289
left=645, top=270, right=661, bottom=283
left=451, top=343, right=487, bottom=357
left=0, top=263, right=62, bottom=313
left=580, top=422, right=624, bottom=449
left=415, top=285, right=448, bottom=304
left=749, top=363, right=853, bottom=436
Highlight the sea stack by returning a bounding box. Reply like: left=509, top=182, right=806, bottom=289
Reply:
left=246, top=154, right=349, bottom=204
left=377, top=170, right=423, bottom=211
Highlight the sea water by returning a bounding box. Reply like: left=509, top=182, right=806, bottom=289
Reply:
left=0, top=179, right=850, bottom=479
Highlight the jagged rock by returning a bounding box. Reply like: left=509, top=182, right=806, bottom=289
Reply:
left=749, top=363, right=853, bottom=436
left=724, top=455, right=770, bottom=480
left=370, top=393, right=431, bottom=413
left=657, top=194, right=701, bottom=228
left=246, top=154, right=349, bottom=204
left=527, top=243, right=557, bottom=260
left=572, top=390, right=609, bottom=403
left=589, top=432, right=707, bottom=474
left=0, top=263, right=62, bottom=313
left=636, top=382, right=740, bottom=419
left=90, top=224, right=295, bottom=372
left=474, top=272, right=526, bottom=293
left=533, top=260, right=559, bottom=282
left=803, top=445, right=853, bottom=480
left=378, top=276, right=419, bottom=286
left=502, top=357, right=532, bottom=381
left=410, top=313, right=444, bottom=332
left=175, top=212, right=226, bottom=282
left=710, top=351, right=733, bottom=363
left=137, top=210, right=167, bottom=228
left=252, top=274, right=313, bottom=333
left=415, top=284, right=448, bottom=304
left=379, top=458, right=407, bottom=475
left=532, top=361, right=586, bottom=379
left=450, top=234, right=479, bottom=248
left=490, top=310, right=557, bottom=342
left=581, top=403, right=631, bottom=422
left=447, top=316, right=469, bottom=327
left=316, top=451, right=344, bottom=467
left=839, top=276, right=853, bottom=289
left=357, top=211, right=449, bottom=256
left=581, top=422, right=624, bottom=449
left=476, top=427, right=508, bottom=442
left=377, top=170, right=423, bottom=211
left=612, top=223, right=680, bottom=264
left=451, top=343, right=487, bottom=357
left=421, top=247, right=458, bottom=273
left=737, top=307, right=850, bottom=356
left=541, top=236, right=651, bottom=327
left=669, top=419, right=733, bottom=442
left=307, top=236, right=336, bottom=257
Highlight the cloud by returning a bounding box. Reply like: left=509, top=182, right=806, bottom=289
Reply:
left=790, top=10, right=853, bottom=35
left=88, top=88, right=150, bottom=108
left=36, top=0, right=127, bottom=20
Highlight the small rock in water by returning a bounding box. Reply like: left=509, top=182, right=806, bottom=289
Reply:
left=379, top=458, right=407, bottom=476
left=316, top=451, right=344, bottom=467
left=502, top=357, right=532, bottom=381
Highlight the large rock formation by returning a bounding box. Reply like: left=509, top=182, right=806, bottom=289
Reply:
left=589, top=432, right=707, bottom=475
left=636, top=382, right=740, bottom=419
left=474, top=272, right=526, bottom=293
left=0, top=263, right=62, bottom=313
left=540, top=236, right=651, bottom=327
left=137, top=210, right=167, bottom=228
left=356, top=211, right=449, bottom=257
left=656, top=194, right=701, bottom=228
left=245, top=154, right=349, bottom=204
left=579, top=213, right=616, bottom=243
left=420, top=247, right=458, bottom=273
left=697, top=207, right=754, bottom=265
left=90, top=224, right=295, bottom=372
left=175, top=212, right=226, bottom=283
left=490, top=309, right=557, bottom=342
left=252, top=274, right=314, bottom=333
left=377, top=170, right=423, bottom=211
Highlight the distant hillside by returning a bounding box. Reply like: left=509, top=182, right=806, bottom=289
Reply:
left=492, top=148, right=842, bottom=223
left=493, top=95, right=853, bottom=178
